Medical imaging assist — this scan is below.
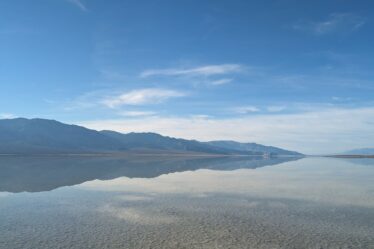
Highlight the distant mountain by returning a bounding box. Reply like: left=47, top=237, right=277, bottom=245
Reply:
left=0, top=118, right=125, bottom=154
left=206, top=140, right=302, bottom=156
left=342, top=148, right=374, bottom=155
left=0, top=118, right=302, bottom=156
left=100, top=130, right=258, bottom=155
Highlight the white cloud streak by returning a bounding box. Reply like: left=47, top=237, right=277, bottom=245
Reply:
left=66, top=0, right=88, bottom=12
left=101, top=88, right=186, bottom=108
left=140, top=64, right=244, bottom=78
left=0, top=113, right=16, bottom=119
left=118, top=111, right=157, bottom=117
left=210, top=78, right=233, bottom=85
left=233, top=106, right=260, bottom=114
left=267, top=106, right=286, bottom=112
left=293, top=13, right=366, bottom=35
left=78, top=107, right=374, bottom=154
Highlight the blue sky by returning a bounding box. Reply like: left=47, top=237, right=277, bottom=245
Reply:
left=1, top=0, right=374, bottom=154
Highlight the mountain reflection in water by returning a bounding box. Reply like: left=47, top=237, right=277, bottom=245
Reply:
left=0, top=155, right=301, bottom=193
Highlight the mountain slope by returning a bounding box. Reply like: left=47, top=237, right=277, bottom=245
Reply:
left=100, top=130, right=258, bottom=155
left=0, top=118, right=247, bottom=155
left=0, top=118, right=302, bottom=156
left=0, top=118, right=126, bottom=153
left=206, top=140, right=302, bottom=156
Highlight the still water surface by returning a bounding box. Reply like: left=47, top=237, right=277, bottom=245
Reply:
left=0, top=156, right=373, bottom=249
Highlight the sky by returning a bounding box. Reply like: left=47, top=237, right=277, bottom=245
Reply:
left=1, top=0, right=374, bottom=154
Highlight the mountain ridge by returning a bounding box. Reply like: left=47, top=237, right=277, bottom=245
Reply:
left=206, top=140, right=302, bottom=156
left=341, top=148, right=374, bottom=155
left=0, top=118, right=303, bottom=156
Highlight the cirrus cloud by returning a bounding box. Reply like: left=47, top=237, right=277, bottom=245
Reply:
left=101, top=88, right=186, bottom=108
left=233, top=106, right=260, bottom=114
left=293, top=13, right=366, bottom=35
left=66, top=0, right=88, bottom=11
left=140, top=64, right=244, bottom=78
left=118, top=111, right=157, bottom=117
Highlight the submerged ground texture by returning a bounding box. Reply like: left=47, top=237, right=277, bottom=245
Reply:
left=1, top=192, right=373, bottom=249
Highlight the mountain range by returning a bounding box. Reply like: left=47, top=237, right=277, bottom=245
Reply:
left=0, top=118, right=302, bottom=156
left=342, top=148, right=374, bottom=155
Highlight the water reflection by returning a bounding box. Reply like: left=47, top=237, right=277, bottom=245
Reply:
left=0, top=155, right=301, bottom=193
left=338, top=157, right=374, bottom=166
left=0, top=156, right=373, bottom=249
left=79, top=157, right=374, bottom=208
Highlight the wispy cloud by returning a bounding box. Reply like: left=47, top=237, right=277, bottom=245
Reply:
left=210, top=78, right=233, bottom=85
left=140, top=64, right=244, bottom=78
left=332, top=96, right=353, bottom=102
left=233, top=106, right=260, bottom=114
left=0, top=113, right=16, bottom=119
left=79, top=107, right=374, bottom=154
left=293, top=13, right=366, bottom=35
left=66, top=0, right=88, bottom=12
left=267, top=106, right=286, bottom=112
left=63, top=88, right=185, bottom=111
left=63, top=91, right=104, bottom=111
left=190, top=114, right=212, bottom=119
left=101, top=88, right=186, bottom=108
left=118, top=111, right=157, bottom=117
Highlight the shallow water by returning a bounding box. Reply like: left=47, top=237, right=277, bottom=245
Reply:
left=0, top=156, right=373, bottom=249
